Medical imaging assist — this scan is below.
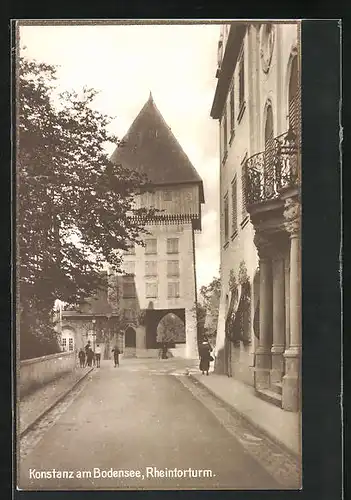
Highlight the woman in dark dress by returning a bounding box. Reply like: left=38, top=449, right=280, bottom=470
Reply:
left=199, top=341, right=212, bottom=376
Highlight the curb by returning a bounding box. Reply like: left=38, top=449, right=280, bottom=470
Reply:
left=20, top=367, right=94, bottom=438
left=188, top=373, right=300, bottom=461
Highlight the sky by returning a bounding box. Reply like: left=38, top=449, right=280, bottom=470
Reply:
left=19, top=22, right=221, bottom=292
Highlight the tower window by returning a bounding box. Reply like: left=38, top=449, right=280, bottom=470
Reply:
left=168, top=282, right=180, bottom=298
left=167, top=260, right=180, bottom=277
left=146, top=282, right=158, bottom=299
left=163, top=190, right=172, bottom=201
left=145, top=261, right=157, bottom=277
left=145, top=238, right=157, bottom=255
left=167, top=238, right=179, bottom=254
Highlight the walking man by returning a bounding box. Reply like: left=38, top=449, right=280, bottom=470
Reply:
left=112, top=345, right=121, bottom=367
left=95, top=344, right=102, bottom=368
left=78, top=348, right=86, bottom=368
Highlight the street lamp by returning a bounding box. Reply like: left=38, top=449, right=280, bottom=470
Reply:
left=92, top=318, right=97, bottom=353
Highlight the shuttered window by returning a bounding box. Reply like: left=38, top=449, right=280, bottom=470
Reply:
left=145, top=238, right=157, bottom=255
left=231, top=176, right=237, bottom=234
left=168, top=282, right=180, bottom=298
left=241, top=155, right=248, bottom=218
left=264, top=105, right=275, bottom=197
left=230, top=85, right=235, bottom=134
left=238, top=52, right=245, bottom=111
left=224, top=194, right=229, bottom=242
left=146, top=282, right=158, bottom=299
left=167, top=260, right=180, bottom=277
left=167, top=238, right=179, bottom=254
left=221, top=110, right=228, bottom=163
left=289, top=56, right=300, bottom=136
left=145, top=261, right=157, bottom=277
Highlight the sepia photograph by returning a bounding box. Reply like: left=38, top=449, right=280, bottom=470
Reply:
left=15, top=19, right=302, bottom=490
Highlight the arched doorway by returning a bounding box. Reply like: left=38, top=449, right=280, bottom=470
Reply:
left=264, top=104, right=275, bottom=198
left=124, top=326, right=136, bottom=358
left=125, top=326, right=136, bottom=348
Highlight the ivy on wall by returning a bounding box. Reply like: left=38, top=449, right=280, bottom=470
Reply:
left=225, top=260, right=252, bottom=347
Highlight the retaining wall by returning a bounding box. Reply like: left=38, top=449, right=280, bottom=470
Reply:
left=19, top=351, right=76, bottom=397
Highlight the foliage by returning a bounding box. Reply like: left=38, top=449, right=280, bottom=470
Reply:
left=191, top=302, right=207, bottom=344
left=225, top=261, right=251, bottom=346
left=156, top=313, right=185, bottom=344
left=17, top=56, right=156, bottom=358
left=199, top=275, right=221, bottom=341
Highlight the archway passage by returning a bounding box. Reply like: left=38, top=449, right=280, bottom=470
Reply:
left=156, top=313, right=185, bottom=344
left=125, top=327, right=136, bottom=348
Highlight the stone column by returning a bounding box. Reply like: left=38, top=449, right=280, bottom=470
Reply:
left=282, top=197, right=301, bottom=411
left=284, top=256, right=291, bottom=350
left=254, top=233, right=273, bottom=390
left=271, top=246, right=286, bottom=384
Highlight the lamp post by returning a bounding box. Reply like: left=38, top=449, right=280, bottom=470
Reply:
left=92, top=318, right=97, bottom=353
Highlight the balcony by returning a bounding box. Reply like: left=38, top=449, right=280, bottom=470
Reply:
left=244, top=129, right=299, bottom=207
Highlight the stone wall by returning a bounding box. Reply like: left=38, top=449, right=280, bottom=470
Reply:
left=19, top=351, right=76, bottom=397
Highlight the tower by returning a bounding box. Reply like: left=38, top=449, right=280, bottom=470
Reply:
left=110, top=93, right=205, bottom=359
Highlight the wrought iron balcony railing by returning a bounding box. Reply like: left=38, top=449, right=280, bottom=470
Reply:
left=244, top=129, right=299, bottom=206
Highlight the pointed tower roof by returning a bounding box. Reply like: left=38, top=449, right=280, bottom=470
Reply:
left=111, top=94, right=204, bottom=202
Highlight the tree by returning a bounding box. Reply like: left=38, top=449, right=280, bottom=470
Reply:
left=17, top=56, right=156, bottom=358
left=199, top=276, right=221, bottom=342
left=156, top=313, right=185, bottom=344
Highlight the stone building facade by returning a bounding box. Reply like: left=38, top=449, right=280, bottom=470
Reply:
left=211, top=22, right=301, bottom=411
left=108, top=94, right=204, bottom=359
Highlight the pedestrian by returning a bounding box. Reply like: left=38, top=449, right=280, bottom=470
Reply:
left=86, top=347, right=94, bottom=367
left=112, top=345, right=120, bottom=367
left=95, top=344, right=102, bottom=368
left=199, top=341, right=213, bottom=376
left=78, top=348, right=86, bottom=368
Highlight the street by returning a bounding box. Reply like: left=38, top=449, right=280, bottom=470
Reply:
left=18, top=358, right=289, bottom=490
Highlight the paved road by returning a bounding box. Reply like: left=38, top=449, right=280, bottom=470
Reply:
left=18, top=359, right=281, bottom=490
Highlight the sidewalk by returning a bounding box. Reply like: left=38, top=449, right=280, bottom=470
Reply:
left=189, top=371, right=301, bottom=457
left=18, top=366, right=93, bottom=436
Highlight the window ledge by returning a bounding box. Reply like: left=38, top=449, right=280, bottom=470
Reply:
left=237, top=101, right=246, bottom=124
left=223, top=241, right=229, bottom=250
left=240, top=215, right=250, bottom=229
left=229, top=129, right=235, bottom=146
left=167, top=251, right=179, bottom=255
